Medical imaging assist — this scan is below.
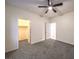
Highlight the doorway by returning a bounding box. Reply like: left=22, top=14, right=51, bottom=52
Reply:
left=50, top=23, right=56, bottom=39
left=45, top=22, right=56, bottom=40
left=18, top=19, right=31, bottom=43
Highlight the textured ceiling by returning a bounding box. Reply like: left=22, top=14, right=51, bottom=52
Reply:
left=6, top=0, right=74, bottom=18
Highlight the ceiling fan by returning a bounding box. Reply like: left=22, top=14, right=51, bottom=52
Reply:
left=38, top=0, right=63, bottom=14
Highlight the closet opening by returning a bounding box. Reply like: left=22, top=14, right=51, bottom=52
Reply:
left=18, top=19, right=31, bottom=44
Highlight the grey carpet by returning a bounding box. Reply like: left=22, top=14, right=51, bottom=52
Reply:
left=5, top=39, right=74, bottom=59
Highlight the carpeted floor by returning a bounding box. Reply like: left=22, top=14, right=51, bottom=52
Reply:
left=5, top=39, right=74, bottom=59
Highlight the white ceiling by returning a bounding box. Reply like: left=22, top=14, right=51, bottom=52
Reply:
left=6, top=0, right=74, bottom=18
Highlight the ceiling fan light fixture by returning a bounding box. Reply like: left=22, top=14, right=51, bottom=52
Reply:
left=48, top=6, right=52, bottom=10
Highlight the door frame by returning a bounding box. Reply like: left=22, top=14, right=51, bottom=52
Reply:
left=18, top=18, right=31, bottom=44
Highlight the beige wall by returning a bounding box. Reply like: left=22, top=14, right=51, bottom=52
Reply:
left=50, top=11, right=74, bottom=45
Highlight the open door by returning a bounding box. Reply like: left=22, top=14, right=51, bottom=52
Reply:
left=45, top=23, right=51, bottom=39
left=50, top=23, right=56, bottom=39
left=45, top=22, right=56, bottom=40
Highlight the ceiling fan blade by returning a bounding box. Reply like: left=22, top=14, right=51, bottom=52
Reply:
left=48, top=0, right=52, bottom=6
left=45, top=9, right=48, bottom=14
left=54, top=7, right=63, bottom=16
left=52, top=8, right=57, bottom=13
left=40, top=9, right=48, bottom=17
left=48, top=0, right=50, bottom=6
left=53, top=3, right=63, bottom=7
left=38, top=6, right=48, bottom=8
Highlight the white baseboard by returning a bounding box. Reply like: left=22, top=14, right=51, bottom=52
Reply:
left=31, top=39, right=45, bottom=44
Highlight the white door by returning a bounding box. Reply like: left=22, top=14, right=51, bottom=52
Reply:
left=50, top=23, right=56, bottom=39
left=45, top=23, right=51, bottom=39
left=45, top=23, right=56, bottom=40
